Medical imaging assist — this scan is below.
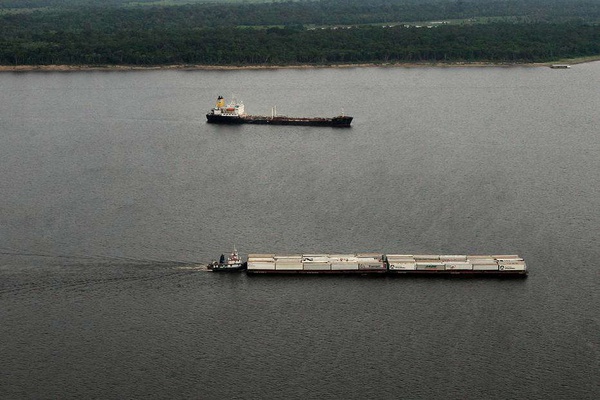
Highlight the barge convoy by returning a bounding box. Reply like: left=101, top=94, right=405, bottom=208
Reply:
left=206, top=96, right=353, bottom=127
left=210, top=253, right=528, bottom=276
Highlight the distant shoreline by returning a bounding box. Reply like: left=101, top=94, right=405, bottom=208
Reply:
left=1, top=58, right=599, bottom=72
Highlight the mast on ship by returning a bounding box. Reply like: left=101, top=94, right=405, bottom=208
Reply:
left=229, top=246, right=240, bottom=264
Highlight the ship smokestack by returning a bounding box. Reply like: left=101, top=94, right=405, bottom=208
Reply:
left=216, top=96, right=225, bottom=108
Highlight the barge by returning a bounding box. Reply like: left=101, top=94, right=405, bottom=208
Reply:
left=206, top=96, right=353, bottom=127
left=209, top=253, right=528, bottom=276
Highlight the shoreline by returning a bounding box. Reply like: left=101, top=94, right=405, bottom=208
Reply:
left=1, top=57, right=599, bottom=72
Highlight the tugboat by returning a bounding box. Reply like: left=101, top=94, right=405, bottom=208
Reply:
left=208, top=247, right=247, bottom=272
left=206, top=96, right=352, bottom=127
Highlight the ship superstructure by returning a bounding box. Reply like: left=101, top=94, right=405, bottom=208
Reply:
left=206, top=96, right=246, bottom=122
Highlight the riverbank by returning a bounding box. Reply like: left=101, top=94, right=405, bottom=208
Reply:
left=1, top=57, right=599, bottom=72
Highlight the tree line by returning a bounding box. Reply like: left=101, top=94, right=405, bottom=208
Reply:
left=1, top=1, right=600, bottom=66
left=2, top=22, right=599, bottom=66
left=3, top=1, right=600, bottom=34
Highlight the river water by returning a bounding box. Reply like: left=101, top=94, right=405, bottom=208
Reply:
left=1, top=64, right=599, bottom=399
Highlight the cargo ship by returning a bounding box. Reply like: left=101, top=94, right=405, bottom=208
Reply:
left=206, top=96, right=353, bottom=127
left=209, top=253, right=527, bottom=276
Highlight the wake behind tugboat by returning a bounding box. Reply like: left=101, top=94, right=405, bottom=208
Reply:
left=206, top=96, right=353, bottom=127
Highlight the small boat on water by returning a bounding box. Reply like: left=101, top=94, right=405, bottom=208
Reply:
left=208, top=248, right=247, bottom=272
left=206, top=96, right=353, bottom=127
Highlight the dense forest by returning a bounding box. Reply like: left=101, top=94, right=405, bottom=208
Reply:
left=1, top=0, right=600, bottom=66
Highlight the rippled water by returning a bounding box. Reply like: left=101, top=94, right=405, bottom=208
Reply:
left=1, top=64, right=599, bottom=399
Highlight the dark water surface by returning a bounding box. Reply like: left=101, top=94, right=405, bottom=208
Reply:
left=1, top=64, right=599, bottom=399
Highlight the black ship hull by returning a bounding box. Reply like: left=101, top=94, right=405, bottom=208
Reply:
left=206, top=113, right=352, bottom=127
left=210, top=263, right=247, bottom=272
left=206, top=114, right=245, bottom=124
